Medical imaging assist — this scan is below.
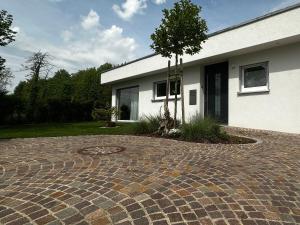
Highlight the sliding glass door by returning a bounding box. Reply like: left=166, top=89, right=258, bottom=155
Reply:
left=117, top=86, right=139, bottom=120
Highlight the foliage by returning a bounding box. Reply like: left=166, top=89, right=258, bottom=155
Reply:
left=0, top=67, right=13, bottom=92
left=0, top=63, right=113, bottom=124
left=0, top=10, right=16, bottom=91
left=22, top=52, right=53, bottom=121
left=0, top=121, right=137, bottom=139
left=0, top=57, right=5, bottom=72
left=0, top=91, right=23, bottom=124
left=150, top=0, right=207, bottom=58
left=0, top=10, right=17, bottom=46
left=133, top=115, right=162, bottom=134
left=92, top=107, right=119, bottom=122
left=181, top=115, right=229, bottom=143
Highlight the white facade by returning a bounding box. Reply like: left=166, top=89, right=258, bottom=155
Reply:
left=228, top=43, right=300, bottom=133
left=101, top=4, right=300, bottom=134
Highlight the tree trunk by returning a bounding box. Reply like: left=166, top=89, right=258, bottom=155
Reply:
left=174, top=54, right=178, bottom=128
left=28, top=66, right=40, bottom=121
left=166, top=60, right=170, bottom=109
left=180, top=58, right=185, bottom=124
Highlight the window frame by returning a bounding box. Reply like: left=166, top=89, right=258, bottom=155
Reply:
left=154, top=80, right=181, bottom=100
left=239, top=61, right=269, bottom=94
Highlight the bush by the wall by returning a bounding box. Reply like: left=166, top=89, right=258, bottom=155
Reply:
left=133, top=115, right=162, bottom=134
left=181, top=115, right=229, bottom=143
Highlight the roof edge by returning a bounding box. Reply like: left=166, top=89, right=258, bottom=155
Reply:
left=102, top=2, right=300, bottom=74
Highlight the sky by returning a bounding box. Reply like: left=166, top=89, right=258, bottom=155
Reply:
left=1, top=0, right=300, bottom=91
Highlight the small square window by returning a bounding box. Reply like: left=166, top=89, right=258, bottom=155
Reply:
left=240, top=62, right=269, bottom=93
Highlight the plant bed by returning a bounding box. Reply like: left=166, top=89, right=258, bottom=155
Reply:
left=133, top=115, right=257, bottom=144
left=137, top=133, right=256, bottom=144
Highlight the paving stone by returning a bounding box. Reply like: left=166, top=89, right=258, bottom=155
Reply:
left=6, top=217, right=29, bottom=225
left=55, top=208, right=78, bottom=219
left=1, top=213, right=23, bottom=224
left=168, top=213, right=183, bottom=223
left=63, top=213, right=84, bottom=224
left=149, top=213, right=165, bottom=221
left=47, top=220, right=63, bottom=225
left=111, top=211, right=127, bottom=223
left=153, top=220, right=168, bottom=225
left=130, top=209, right=145, bottom=219
left=133, top=217, right=149, bottom=225
left=35, top=214, right=56, bottom=225
left=28, top=209, right=49, bottom=220
left=0, top=128, right=299, bottom=224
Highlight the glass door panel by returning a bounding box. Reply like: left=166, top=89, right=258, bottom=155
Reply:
left=117, top=87, right=139, bottom=120
left=205, top=62, right=228, bottom=123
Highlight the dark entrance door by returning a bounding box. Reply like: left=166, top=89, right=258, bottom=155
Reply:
left=205, top=62, right=228, bottom=123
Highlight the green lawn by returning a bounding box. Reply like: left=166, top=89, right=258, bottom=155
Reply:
left=0, top=121, right=137, bottom=139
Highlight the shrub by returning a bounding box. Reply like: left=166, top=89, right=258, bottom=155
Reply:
left=181, top=115, right=229, bottom=143
left=91, top=107, right=119, bottom=127
left=133, top=114, right=162, bottom=134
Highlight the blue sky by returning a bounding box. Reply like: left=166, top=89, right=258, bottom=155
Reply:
left=1, top=0, right=300, bottom=91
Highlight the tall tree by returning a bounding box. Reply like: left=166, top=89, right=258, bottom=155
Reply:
left=23, top=51, right=53, bottom=120
left=151, top=0, right=207, bottom=126
left=0, top=10, right=16, bottom=91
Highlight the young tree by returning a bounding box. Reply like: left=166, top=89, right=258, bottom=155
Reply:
left=0, top=10, right=17, bottom=90
left=150, top=0, right=207, bottom=126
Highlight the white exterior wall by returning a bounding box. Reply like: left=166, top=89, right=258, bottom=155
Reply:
left=112, top=65, right=203, bottom=122
left=228, top=43, right=300, bottom=134
left=112, top=42, right=300, bottom=134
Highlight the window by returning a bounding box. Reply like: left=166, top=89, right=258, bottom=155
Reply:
left=189, top=90, right=197, bottom=105
left=156, top=82, right=167, bottom=97
left=240, top=62, right=269, bottom=93
left=154, top=80, right=181, bottom=99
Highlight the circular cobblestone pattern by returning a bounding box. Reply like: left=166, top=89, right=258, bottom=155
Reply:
left=78, top=146, right=125, bottom=156
left=0, top=128, right=299, bottom=225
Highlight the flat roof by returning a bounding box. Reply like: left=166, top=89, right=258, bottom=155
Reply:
left=103, top=2, right=300, bottom=74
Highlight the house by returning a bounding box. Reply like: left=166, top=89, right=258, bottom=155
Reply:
left=101, top=3, right=300, bottom=134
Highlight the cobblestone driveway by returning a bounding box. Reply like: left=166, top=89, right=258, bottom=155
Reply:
left=0, top=129, right=299, bottom=225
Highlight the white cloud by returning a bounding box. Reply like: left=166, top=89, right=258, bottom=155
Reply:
left=81, top=10, right=100, bottom=30
left=6, top=22, right=137, bottom=74
left=153, top=0, right=166, bottom=4
left=113, top=0, right=147, bottom=21
left=61, top=30, right=73, bottom=42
